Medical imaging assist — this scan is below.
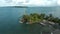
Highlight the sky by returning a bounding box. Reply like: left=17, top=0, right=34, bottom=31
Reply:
left=0, top=0, right=59, bottom=7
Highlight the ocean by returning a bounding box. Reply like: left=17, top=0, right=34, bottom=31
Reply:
left=0, top=7, right=59, bottom=34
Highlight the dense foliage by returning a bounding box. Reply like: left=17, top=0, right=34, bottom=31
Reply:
left=20, top=13, right=60, bottom=24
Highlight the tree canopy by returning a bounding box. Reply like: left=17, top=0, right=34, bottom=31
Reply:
left=20, top=13, right=60, bottom=24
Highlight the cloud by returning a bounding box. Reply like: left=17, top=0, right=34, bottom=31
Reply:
left=4, top=0, right=12, bottom=3
left=57, top=0, right=60, bottom=5
left=23, top=0, right=57, bottom=6
left=0, top=0, right=58, bottom=7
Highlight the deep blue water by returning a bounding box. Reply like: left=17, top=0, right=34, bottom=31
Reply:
left=0, top=7, right=59, bottom=34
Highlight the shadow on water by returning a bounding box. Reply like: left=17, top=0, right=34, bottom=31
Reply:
left=17, top=23, right=41, bottom=34
left=0, top=23, right=41, bottom=34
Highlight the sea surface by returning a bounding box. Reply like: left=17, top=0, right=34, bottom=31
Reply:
left=0, top=7, right=59, bottom=34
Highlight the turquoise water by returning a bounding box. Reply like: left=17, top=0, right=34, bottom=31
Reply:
left=0, top=7, right=59, bottom=34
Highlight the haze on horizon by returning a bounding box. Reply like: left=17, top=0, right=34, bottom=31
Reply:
left=0, top=0, right=59, bottom=7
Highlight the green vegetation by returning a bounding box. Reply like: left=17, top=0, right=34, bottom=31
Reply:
left=20, top=13, right=60, bottom=24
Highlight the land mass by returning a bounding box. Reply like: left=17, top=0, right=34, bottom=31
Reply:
left=19, top=13, right=60, bottom=25
left=0, top=6, right=28, bottom=8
